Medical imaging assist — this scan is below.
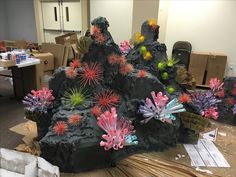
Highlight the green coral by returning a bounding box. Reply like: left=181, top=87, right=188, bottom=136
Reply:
left=62, top=88, right=87, bottom=108
left=166, top=57, right=179, bottom=67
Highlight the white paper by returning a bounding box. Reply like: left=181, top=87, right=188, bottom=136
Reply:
left=184, top=139, right=230, bottom=167
left=203, top=128, right=218, bottom=142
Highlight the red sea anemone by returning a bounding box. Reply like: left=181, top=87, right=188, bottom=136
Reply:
left=137, top=70, right=147, bottom=78
left=79, top=62, right=103, bottom=87
left=53, top=121, right=68, bottom=136
left=66, top=68, right=77, bottom=79
left=70, top=59, right=80, bottom=68
left=227, top=97, right=235, bottom=106
left=91, top=106, right=101, bottom=117
left=216, top=90, right=225, bottom=98
left=108, top=54, right=119, bottom=65
left=94, top=90, right=120, bottom=111
left=119, top=63, right=134, bottom=75
left=178, top=93, right=191, bottom=103
left=117, top=56, right=126, bottom=65
left=231, top=87, right=236, bottom=95
left=68, top=114, right=80, bottom=126
left=91, top=25, right=101, bottom=36
left=95, top=34, right=106, bottom=44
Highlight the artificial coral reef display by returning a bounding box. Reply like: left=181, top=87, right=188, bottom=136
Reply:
left=22, top=17, right=235, bottom=172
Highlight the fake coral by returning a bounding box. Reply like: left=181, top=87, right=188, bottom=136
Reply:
left=179, top=93, right=191, bottom=103
left=139, top=91, right=185, bottom=124
left=201, top=107, right=218, bottom=120
left=91, top=106, right=101, bottom=117
left=97, top=107, right=138, bottom=150
left=66, top=67, right=77, bottom=79
left=209, top=77, right=223, bottom=92
left=79, top=62, right=103, bottom=87
left=69, top=114, right=80, bottom=126
left=53, top=121, right=68, bottom=136
left=108, top=53, right=119, bottom=65
left=94, top=90, right=120, bottom=111
left=70, top=59, right=80, bottom=68
left=62, top=88, right=87, bottom=108
left=137, top=70, right=147, bottom=78
left=119, top=63, right=134, bottom=75
left=23, top=87, right=54, bottom=114
left=119, top=40, right=131, bottom=55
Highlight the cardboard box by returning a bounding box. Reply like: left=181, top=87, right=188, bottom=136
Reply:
left=31, top=52, right=54, bottom=72
left=16, top=40, right=27, bottom=49
left=205, top=53, right=227, bottom=84
left=55, top=33, right=78, bottom=59
left=188, top=52, right=208, bottom=85
left=188, top=52, right=227, bottom=86
left=3, top=40, right=16, bottom=47
left=41, top=43, right=67, bottom=69
left=55, top=32, right=78, bottom=45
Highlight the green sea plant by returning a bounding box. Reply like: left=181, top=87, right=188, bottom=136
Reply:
left=62, top=88, right=88, bottom=108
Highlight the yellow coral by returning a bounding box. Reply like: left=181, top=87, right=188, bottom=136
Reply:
left=143, top=51, right=152, bottom=61
left=134, top=32, right=145, bottom=44
left=148, top=19, right=157, bottom=27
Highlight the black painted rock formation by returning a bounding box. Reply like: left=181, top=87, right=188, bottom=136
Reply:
left=39, top=17, right=180, bottom=172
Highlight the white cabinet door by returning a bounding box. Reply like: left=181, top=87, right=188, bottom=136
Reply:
left=42, top=2, right=61, bottom=30
left=62, top=1, right=82, bottom=32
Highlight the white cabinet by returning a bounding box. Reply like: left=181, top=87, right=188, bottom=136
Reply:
left=42, top=1, right=61, bottom=30
left=41, top=0, right=82, bottom=42
left=62, top=1, right=82, bottom=32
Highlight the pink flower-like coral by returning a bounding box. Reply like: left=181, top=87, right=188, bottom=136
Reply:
left=201, top=107, right=218, bottom=120
left=209, top=78, right=223, bottom=92
left=97, top=107, right=138, bottom=150
left=119, top=40, right=131, bottom=55
left=23, top=87, right=55, bottom=113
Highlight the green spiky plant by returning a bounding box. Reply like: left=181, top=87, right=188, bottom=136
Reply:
left=166, top=57, right=179, bottom=67
left=62, top=88, right=88, bottom=108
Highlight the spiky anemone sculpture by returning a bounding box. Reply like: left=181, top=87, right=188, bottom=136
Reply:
left=62, top=88, right=88, bottom=108
left=78, top=62, right=103, bottom=87
left=94, top=90, right=120, bottom=112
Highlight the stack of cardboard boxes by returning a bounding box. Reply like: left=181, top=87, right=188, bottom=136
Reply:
left=188, top=52, right=227, bottom=87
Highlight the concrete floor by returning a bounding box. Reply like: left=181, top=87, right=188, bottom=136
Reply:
left=0, top=75, right=27, bottom=149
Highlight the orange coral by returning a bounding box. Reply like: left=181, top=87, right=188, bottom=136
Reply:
left=53, top=121, right=68, bottom=136
left=137, top=70, right=147, bottom=78
left=178, top=93, right=191, bottom=103
left=66, top=68, right=77, bottom=79
left=119, top=63, right=134, bottom=75
left=68, top=114, right=80, bottom=126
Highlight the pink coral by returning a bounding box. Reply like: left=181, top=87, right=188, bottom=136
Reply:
left=91, top=106, right=101, bottom=117
left=70, top=59, right=80, bottom=68
left=97, top=107, right=138, bottom=150
left=149, top=91, right=168, bottom=109
left=202, top=107, right=218, bottom=120
left=209, top=78, right=223, bottom=92
left=119, top=40, right=131, bottom=54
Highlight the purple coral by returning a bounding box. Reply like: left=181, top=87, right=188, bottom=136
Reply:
left=139, top=91, right=185, bottom=124
left=232, top=104, right=236, bottom=114
left=23, top=87, right=55, bottom=114
left=190, top=90, right=221, bottom=119
left=97, top=107, right=138, bottom=150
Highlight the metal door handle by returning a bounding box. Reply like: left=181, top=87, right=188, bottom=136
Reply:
left=54, top=7, right=57, bottom=21
left=66, top=7, right=69, bottom=22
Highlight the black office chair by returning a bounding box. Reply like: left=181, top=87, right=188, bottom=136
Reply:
left=172, top=41, right=192, bottom=70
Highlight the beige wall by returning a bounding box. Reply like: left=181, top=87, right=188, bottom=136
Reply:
left=90, top=0, right=133, bottom=44
left=158, top=0, right=236, bottom=76
left=132, top=0, right=159, bottom=34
